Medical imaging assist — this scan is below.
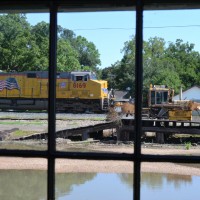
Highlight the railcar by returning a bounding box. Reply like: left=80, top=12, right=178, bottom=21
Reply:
left=0, top=71, right=110, bottom=113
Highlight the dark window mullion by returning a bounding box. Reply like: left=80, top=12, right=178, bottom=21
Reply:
left=48, top=3, right=57, bottom=200
left=134, top=0, right=144, bottom=200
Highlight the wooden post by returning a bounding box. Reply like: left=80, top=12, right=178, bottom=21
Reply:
left=82, top=131, right=89, bottom=140
left=156, top=132, right=165, bottom=144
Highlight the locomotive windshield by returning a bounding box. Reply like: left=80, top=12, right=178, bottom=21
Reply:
left=90, top=72, right=97, bottom=80
left=71, top=71, right=97, bottom=81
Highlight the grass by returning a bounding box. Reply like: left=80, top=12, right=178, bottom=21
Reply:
left=185, top=142, right=192, bottom=150
left=174, top=134, right=200, bottom=138
left=0, top=121, right=44, bottom=125
left=7, top=130, right=38, bottom=140
left=13, top=130, right=35, bottom=137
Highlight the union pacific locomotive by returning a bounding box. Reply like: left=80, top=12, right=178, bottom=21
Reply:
left=0, top=71, right=111, bottom=113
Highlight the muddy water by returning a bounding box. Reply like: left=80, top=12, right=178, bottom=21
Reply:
left=0, top=170, right=199, bottom=200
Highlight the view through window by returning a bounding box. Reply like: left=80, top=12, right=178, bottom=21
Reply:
left=0, top=1, right=199, bottom=200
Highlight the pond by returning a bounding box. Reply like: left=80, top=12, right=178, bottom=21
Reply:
left=0, top=170, right=199, bottom=200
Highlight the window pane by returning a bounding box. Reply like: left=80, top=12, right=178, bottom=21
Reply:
left=143, top=9, right=200, bottom=152
left=0, top=13, right=49, bottom=150
left=55, top=11, right=136, bottom=154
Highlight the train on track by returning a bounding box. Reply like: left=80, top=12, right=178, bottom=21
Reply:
left=0, top=71, right=113, bottom=113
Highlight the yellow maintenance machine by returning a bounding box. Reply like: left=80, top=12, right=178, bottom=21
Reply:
left=148, top=84, right=200, bottom=120
left=113, top=84, right=200, bottom=121
left=111, top=84, right=200, bottom=142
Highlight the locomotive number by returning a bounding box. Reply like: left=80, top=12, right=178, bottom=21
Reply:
left=73, top=83, right=86, bottom=88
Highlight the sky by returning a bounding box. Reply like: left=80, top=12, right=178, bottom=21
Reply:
left=26, top=9, right=200, bottom=69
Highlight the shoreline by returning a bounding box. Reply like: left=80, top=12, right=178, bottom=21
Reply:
left=0, top=144, right=200, bottom=176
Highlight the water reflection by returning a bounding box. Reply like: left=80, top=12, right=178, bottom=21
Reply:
left=55, top=173, right=96, bottom=199
left=0, top=170, right=199, bottom=200
left=141, top=173, right=192, bottom=189
left=0, top=170, right=47, bottom=200
left=141, top=173, right=199, bottom=200
left=119, top=173, right=192, bottom=190
left=60, top=173, right=133, bottom=200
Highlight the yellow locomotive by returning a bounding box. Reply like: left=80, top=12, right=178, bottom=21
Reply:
left=0, top=71, right=110, bottom=112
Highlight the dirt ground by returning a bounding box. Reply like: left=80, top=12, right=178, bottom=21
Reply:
left=0, top=113, right=199, bottom=175
left=0, top=144, right=200, bottom=176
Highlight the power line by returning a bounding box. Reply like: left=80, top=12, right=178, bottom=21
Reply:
left=73, top=28, right=134, bottom=31
left=145, top=25, right=200, bottom=29
left=72, top=24, right=200, bottom=31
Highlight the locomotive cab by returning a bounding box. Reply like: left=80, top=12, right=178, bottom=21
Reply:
left=70, top=71, right=97, bottom=81
left=70, top=71, right=109, bottom=112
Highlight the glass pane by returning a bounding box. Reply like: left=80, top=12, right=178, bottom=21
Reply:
left=0, top=157, right=47, bottom=200
left=141, top=162, right=200, bottom=200
left=0, top=13, right=49, bottom=150
left=142, top=9, right=200, bottom=153
left=55, top=159, right=133, bottom=200
left=55, top=11, right=136, bottom=154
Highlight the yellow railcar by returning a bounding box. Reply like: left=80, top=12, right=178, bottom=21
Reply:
left=0, top=71, right=110, bottom=112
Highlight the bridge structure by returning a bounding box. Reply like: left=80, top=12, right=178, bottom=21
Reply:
left=15, top=118, right=200, bottom=144
left=15, top=121, right=117, bottom=141
left=119, top=117, right=200, bottom=143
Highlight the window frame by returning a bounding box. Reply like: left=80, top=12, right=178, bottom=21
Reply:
left=0, top=1, right=200, bottom=200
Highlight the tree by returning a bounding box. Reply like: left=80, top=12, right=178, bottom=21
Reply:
left=101, top=64, right=118, bottom=89
left=57, top=39, right=80, bottom=71
left=111, top=36, right=200, bottom=95
left=143, top=37, right=166, bottom=88
left=74, top=36, right=101, bottom=71
left=111, top=36, right=136, bottom=97
left=0, top=14, right=38, bottom=72
left=165, top=39, right=200, bottom=89
left=31, top=21, right=49, bottom=70
left=0, top=14, right=101, bottom=73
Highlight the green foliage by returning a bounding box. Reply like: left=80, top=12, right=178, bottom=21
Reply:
left=165, top=39, right=200, bottom=90
left=0, top=14, right=38, bottom=71
left=1, top=13, right=200, bottom=93
left=57, top=39, right=81, bottom=71
left=74, top=36, right=101, bottom=70
left=101, top=65, right=115, bottom=89
left=0, top=14, right=101, bottom=73
left=105, top=36, right=200, bottom=97
left=185, top=142, right=191, bottom=150
left=13, top=130, right=35, bottom=137
left=31, top=21, right=49, bottom=70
